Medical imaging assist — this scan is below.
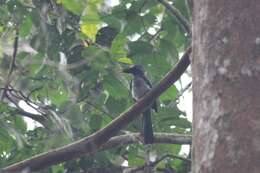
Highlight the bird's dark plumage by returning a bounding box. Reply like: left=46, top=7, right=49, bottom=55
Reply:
left=123, top=65, right=157, bottom=144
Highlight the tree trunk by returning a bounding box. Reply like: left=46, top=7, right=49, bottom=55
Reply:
left=192, top=1, right=260, bottom=173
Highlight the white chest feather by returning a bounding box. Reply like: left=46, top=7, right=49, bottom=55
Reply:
left=132, top=76, right=151, bottom=100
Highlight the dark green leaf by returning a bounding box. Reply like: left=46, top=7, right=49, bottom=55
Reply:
left=20, top=14, right=32, bottom=37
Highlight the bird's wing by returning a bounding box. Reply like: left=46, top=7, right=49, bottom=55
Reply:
left=141, top=74, right=152, bottom=89
left=141, top=74, right=158, bottom=112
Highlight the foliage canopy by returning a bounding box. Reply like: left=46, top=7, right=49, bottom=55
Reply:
left=0, top=0, right=191, bottom=172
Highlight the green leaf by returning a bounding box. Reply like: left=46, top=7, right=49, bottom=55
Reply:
left=89, top=114, right=102, bottom=131
left=48, top=85, right=69, bottom=106
left=125, top=10, right=143, bottom=35
left=57, top=0, right=86, bottom=15
left=170, top=158, right=183, bottom=171
left=140, top=51, right=172, bottom=81
left=105, top=97, right=129, bottom=115
left=155, top=107, right=186, bottom=131
left=128, top=41, right=153, bottom=57
left=28, top=53, right=45, bottom=74
left=52, top=164, right=65, bottom=173
left=174, top=117, right=191, bottom=129
left=60, top=102, right=87, bottom=131
left=110, top=4, right=126, bottom=19
left=80, top=2, right=101, bottom=40
left=0, top=25, right=4, bottom=33
left=0, top=102, right=12, bottom=113
left=81, top=46, right=110, bottom=71
left=117, top=57, right=133, bottom=64
left=20, top=14, right=32, bottom=37
left=103, top=73, right=129, bottom=100
left=174, top=0, right=190, bottom=20
left=160, top=85, right=179, bottom=102
left=0, top=126, right=15, bottom=153
left=81, top=23, right=98, bottom=40
left=110, top=33, right=128, bottom=59
left=143, top=13, right=157, bottom=26
left=174, top=29, right=189, bottom=49
left=128, top=147, right=145, bottom=166
left=13, top=116, right=27, bottom=133
left=159, top=39, right=178, bottom=61
left=162, top=14, right=178, bottom=40
left=154, top=144, right=181, bottom=155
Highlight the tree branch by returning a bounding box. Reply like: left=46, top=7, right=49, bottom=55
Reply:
left=13, top=109, right=47, bottom=126
left=157, top=0, right=191, bottom=36
left=1, top=27, right=19, bottom=100
left=101, top=133, right=191, bottom=151
left=2, top=46, right=191, bottom=172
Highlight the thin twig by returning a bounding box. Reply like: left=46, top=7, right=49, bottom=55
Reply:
left=8, top=27, right=19, bottom=77
left=126, top=153, right=191, bottom=173
left=7, top=85, right=44, bottom=114
left=169, top=81, right=192, bottom=107
left=148, top=27, right=163, bottom=42
left=157, top=0, right=191, bottom=36
left=4, top=92, right=46, bottom=125
left=85, top=100, right=113, bottom=119
left=26, top=86, right=44, bottom=102
left=1, top=26, right=19, bottom=100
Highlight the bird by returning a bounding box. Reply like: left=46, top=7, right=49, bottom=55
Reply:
left=123, top=65, right=157, bottom=144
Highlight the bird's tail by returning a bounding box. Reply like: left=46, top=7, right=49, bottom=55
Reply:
left=142, top=109, right=154, bottom=144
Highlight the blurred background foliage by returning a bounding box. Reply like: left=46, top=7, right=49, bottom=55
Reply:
left=0, top=0, right=191, bottom=172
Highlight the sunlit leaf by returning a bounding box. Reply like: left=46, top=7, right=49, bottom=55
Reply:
left=80, top=2, right=101, bottom=40
left=117, top=57, right=133, bottom=64
left=81, top=23, right=98, bottom=40
left=57, top=0, right=86, bottom=15
left=110, top=33, right=127, bottom=59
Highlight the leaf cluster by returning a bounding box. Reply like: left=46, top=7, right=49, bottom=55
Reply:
left=0, top=0, right=191, bottom=172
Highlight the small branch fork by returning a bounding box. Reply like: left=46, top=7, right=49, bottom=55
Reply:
left=0, top=85, right=48, bottom=124
left=0, top=26, right=48, bottom=124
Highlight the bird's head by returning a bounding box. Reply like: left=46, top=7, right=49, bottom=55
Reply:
left=122, top=65, right=144, bottom=75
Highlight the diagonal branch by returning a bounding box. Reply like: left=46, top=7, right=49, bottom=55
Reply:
left=2, top=46, right=192, bottom=172
left=13, top=109, right=47, bottom=126
left=157, top=0, right=191, bottom=36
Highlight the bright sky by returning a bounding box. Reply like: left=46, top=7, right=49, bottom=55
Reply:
left=176, top=69, right=192, bottom=156
left=176, top=68, right=192, bottom=122
left=106, top=0, right=119, bottom=7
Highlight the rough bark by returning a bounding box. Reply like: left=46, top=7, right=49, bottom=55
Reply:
left=192, top=1, right=260, bottom=173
